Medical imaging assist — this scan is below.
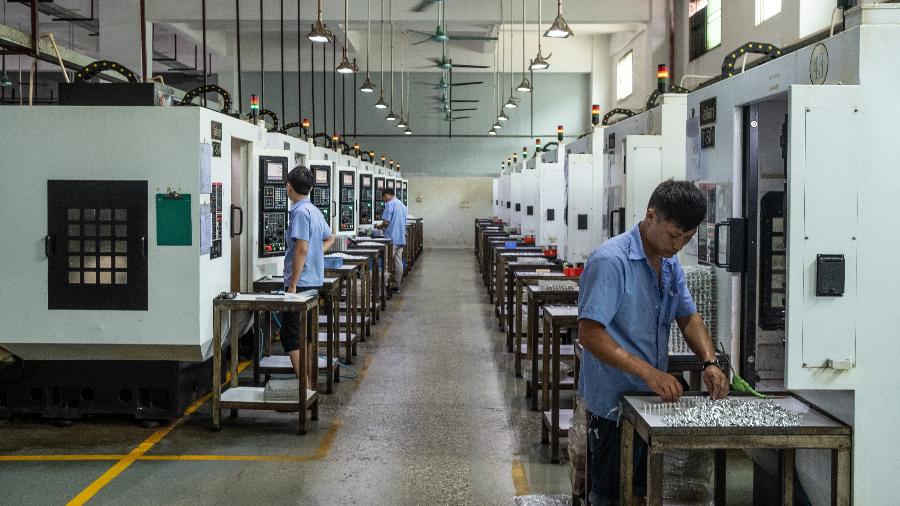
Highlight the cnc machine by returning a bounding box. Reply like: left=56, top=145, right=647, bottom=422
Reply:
left=0, top=106, right=283, bottom=421
left=561, top=131, right=605, bottom=264
left=532, top=148, right=566, bottom=248
left=357, top=163, right=375, bottom=231
left=685, top=6, right=900, bottom=502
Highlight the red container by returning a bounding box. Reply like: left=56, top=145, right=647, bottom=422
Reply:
left=543, top=248, right=557, bottom=258
left=523, top=235, right=535, bottom=245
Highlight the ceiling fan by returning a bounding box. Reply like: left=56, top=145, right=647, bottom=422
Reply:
left=415, top=73, right=482, bottom=89
left=411, top=0, right=443, bottom=13
left=410, top=2, right=497, bottom=44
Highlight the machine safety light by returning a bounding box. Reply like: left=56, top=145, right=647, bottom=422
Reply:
left=591, top=104, right=600, bottom=126
left=657, top=64, right=669, bottom=93
left=557, top=125, right=564, bottom=142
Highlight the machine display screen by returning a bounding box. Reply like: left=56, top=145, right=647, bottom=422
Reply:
left=343, top=174, right=353, bottom=185
left=363, top=175, right=371, bottom=186
left=315, top=169, right=328, bottom=183
left=266, top=162, right=284, bottom=181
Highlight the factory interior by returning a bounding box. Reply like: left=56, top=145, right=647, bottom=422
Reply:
left=1, top=0, right=898, bottom=504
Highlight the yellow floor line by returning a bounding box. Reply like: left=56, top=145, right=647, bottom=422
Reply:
left=65, top=360, right=251, bottom=506
left=0, top=455, right=121, bottom=462
left=512, top=460, right=530, bottom=496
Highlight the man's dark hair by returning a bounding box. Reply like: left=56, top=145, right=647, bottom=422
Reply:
left=647, top=179, right=706, bottom=231
left=287, top=166, right=314, bottom=195
left=381, top=188, right=395, bottom=197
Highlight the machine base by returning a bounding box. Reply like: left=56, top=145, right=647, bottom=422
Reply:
left=0, top=358, right=213, bottom=422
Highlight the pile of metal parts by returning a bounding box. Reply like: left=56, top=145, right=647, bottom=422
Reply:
left=656, top=398, right=803, bottom=427
left=537, top=279, right=579, bottom=291
left=517, top=256, right=549, bottom=264
left=669, top=265, right=718, bottom=353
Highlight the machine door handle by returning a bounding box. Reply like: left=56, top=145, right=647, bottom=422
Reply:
left=714, top=221, right=730, bottom=269
left=140, top=236, right=148, bottom=258
left=231, top=205, right=244, bottom=237
left=608, top=210, right=616, bottom=238
left=44, top=234, right=56, bottom=258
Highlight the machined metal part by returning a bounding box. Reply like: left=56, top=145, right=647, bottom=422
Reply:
left=659, top=398, right=802, bottom=427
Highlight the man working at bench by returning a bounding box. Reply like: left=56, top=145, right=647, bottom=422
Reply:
left=577, top=179, right=729, bottom=505
left=283, top=166, right=334, bottom=378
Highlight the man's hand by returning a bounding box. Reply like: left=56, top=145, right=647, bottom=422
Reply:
left=285, top=286, right=297, bottom=294
left=703, top=365, right=730, bottom=400
left=645, top=369, right=683, bottom=402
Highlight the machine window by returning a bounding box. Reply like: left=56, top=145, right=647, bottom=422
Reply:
left=616, top=51, right=633, bottom=101
left=755, top=0, right=781, bottom=25
left=689, top=0, right=721, bottom=60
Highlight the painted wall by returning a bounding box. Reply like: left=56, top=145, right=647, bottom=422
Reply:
left=238, top=70, right=591, bottom=176
left=406, top=176, right=492, bottom=249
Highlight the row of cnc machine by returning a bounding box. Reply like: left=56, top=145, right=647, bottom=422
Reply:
left=489, top=5, right=900, bottom=504
left=0, top=100, right=410, bottom=424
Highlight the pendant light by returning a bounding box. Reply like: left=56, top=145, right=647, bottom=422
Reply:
left=385, top=0, right=398, bottom=121
left=308, top=0, right=333, bottom=43
left=403, top=70, right=413, bottom=134
left=374, top=0, right=388, bottom=108
left=336, top=0, right=358, bottom=73
left=0, top=3, right=11, bottom=87
left=503, top=0, right=519, bottom=109
left=396, top=30, right=407, bottom=128
left=359, top=0, right=376, bottom=91
left=529, top=0, right=551, bottom=70
left=544, top=0, right=573, bottom=38
left=515, top=0, right=532, bottom=92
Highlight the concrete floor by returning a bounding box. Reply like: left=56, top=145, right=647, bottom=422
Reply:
left=0, top=249, right=754, bottom=505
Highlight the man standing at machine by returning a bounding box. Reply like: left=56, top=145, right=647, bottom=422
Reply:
left=377, top=187, right=408, bottom=294
left=577, top=179, right=729, bottom=506
left=283, top=166, right=334, bottom=378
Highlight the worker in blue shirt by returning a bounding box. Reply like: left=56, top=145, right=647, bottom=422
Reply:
left=578, top=179, right=729, bottom=506
left=376, top=187, right=408, bottom=293
left=283, top=166, right=334, bottom=378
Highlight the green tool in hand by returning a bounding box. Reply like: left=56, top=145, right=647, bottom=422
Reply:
left=719, top=343, right=767, bottom=398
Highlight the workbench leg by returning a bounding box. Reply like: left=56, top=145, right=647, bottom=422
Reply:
left=515, top=281, right=523, bottom=358
left=832, top=445, right=851, bottom=506
left=343, top=278, right=352, bottom=365
left=646, top=444, right=664, bottom=506
left=252, top=313, right=261, bottom=387
left=297, top=309, right=308, bottom=435
left=551, top=322, right=561, bottom=464
left=619, top=419, right=634, bottom=505
left=584, top=410, right=592, bottom=505
left=325, top=294, right=334, bottom=394
left=714, top=449, right=727, bottom=506
left=780, top=449, right=795, bottom=506
left=211, top=307, right=222, bottom=430
left=541, top=317, right=551, bottom=412
left=310, top=305, right=320, bottom=398
left=529, top=297, right=539, bottom=410
left=229, top=312, right=240, bottom=420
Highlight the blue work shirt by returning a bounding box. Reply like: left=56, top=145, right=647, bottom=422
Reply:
left=577, top=224, right=697, bottom=420
left=284, top=198, right=333, bottom=289
left=381, top=198, right=408, bottom=246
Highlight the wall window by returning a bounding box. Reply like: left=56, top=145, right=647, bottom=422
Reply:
left=689, top=0, right=721, bottom=60
left=616, top=51, right=633, bottom=101
left=756, top=0, right=782, bottom=25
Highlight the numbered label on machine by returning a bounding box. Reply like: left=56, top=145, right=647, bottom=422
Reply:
left=310, top=165, right=332, bottom=224
left=258, top=156, right=288, bottom=258
left=338, top=170, right=356, bottom=232
left=359, top=174, right=373, bottom=225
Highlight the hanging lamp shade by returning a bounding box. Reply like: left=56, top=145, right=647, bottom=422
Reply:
left=504, top=95, right=519, bottom=109
left=404, top=127, right=412, bottom=135
left=308, top=0, right=334, bottom=43
left=544, top=5, right=573, bottom=39
left=336, top=50, right=358, bottom=73
left=516, top=75, right=532, bottom=92
left=529, top=51, right=550, bottom=70
left=397, top=116, right=407, bottom=128
left=498, top=111, right=509, bottom=121
left=0, top=72, right=12, bottom=87
left=374, top=92, right=388, bottom=109
left=493, top=120, right=503, bottom=129
left=385, top=109, right=398, bottom=121
left=488, top=128, right=497, bottom=136
left=359, top=75, right=376, bottom=92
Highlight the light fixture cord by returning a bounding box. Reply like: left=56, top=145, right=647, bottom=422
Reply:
left=389, top=0, right=394, bottom=107
left=522, top=0, right=525, bottom=76
left=380, top=0, right=385, bottom=89
left=366, top=0, right=371, bottom=73
left=399, top=28, right=404, bottom=116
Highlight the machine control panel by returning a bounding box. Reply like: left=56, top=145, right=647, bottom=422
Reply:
left=374, top=176, right=386, bottom=220
left=359, top=174, right=373, bottom=225
left=401, top=181, right=408, bottom=206
left=258, top=156, right=288, bottom=258
left=310, top=164, right=332, bottom=224
left=338, top=170, right=356, bottom=232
